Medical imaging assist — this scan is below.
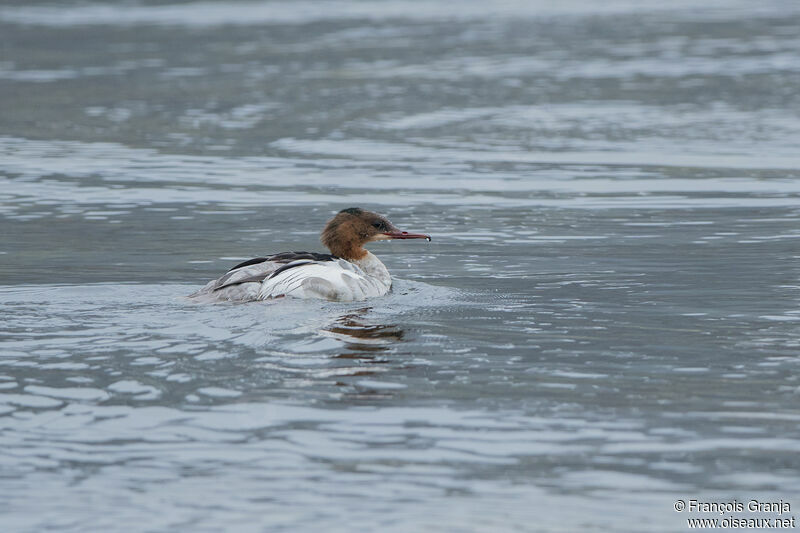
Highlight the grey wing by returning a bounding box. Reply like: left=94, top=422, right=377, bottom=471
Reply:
left=189, top=261, right=280, bottom=302
left=260, top=259, right=388, bottom=301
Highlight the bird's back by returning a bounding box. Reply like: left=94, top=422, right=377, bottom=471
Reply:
left=188, top=251, right=337, bottom=302
left=189, top=251, right=390, bottom=302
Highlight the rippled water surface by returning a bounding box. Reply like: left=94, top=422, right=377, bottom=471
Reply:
left=2, top=1, right=800, bottom=531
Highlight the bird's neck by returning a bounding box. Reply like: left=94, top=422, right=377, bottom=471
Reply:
left=352, top=251, right=391, bottom=287
left=327, top=241, right=367, bottom=261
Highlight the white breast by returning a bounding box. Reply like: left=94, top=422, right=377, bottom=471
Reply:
left=259, top=254, right=391, bottom=301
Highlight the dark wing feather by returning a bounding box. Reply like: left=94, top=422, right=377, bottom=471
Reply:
left=210, top=252, right=339, bottom=292
left=268, top=260, right=317, bottom=280
left=263, top=252, right=338, bottom=280
left=227, top=252, right=337, bottom=273
left=266, top=251, right=338, bottom=263
left=213, top=273, right=272, bottom=292
left=228, top=257, right=268, bottom=272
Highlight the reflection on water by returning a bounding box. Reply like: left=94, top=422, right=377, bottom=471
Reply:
left=2, top=0, right=800, bottom=531
left=325, top=307, right=405, bottom=355
left=322, top=308, right=408, bottom=398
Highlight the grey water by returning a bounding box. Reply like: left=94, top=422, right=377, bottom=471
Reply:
left=2, top=1, right=800, bottom=531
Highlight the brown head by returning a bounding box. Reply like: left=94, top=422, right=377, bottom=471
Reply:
left=320, top=207, right=431, bottom=260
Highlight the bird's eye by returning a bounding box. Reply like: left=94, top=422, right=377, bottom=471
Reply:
left=372, top=221, right=384, bottom=229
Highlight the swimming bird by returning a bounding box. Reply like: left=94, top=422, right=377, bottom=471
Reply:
left=190, top=208, right=431, bottom=302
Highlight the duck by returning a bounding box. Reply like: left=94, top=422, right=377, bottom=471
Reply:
left=190, top=208, right=431, bottom=302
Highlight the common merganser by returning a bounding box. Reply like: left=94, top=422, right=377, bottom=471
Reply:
left=190, top=208, right=431, bottom=302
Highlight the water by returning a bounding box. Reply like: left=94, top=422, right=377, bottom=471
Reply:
left=2, top=1, right=800, bottom=531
